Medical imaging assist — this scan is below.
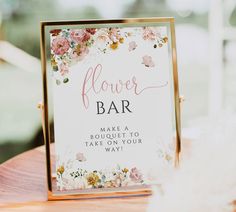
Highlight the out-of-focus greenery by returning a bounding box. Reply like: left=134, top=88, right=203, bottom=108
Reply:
left=1, top=0, right=102, bottom=58
left=0, top=0, right=211, bottom=163
left=1, top=0, right=208, bottom=58
left=0, top=0, right=236, bottom=163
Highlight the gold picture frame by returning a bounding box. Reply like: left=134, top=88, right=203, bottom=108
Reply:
left=40, top=17, right=181, bottom=200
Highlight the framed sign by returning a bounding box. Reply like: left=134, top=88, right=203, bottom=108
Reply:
left=40, top=17, right=181, bottom=200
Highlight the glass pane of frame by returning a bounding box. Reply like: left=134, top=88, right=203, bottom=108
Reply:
left=40, top=18, right=181, bottom=199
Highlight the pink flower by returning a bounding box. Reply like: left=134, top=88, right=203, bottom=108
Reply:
left=86, top=28, right=97, bottom=35
left=59, top=63, right=69, bottom=76
left=142, top=55, right=155, bottom=67
left=128, top=41, right=137, bottom=51
left=129, top=167, right=143, bottom=183
left=95, top=29, right=109, bottom=43
left=51, top=37, right=70, bottom=55
left=70, top=51, right=79, bottom=60
left=108, top=28, right=121, bottom=42
left=78, top=45, right=89, bottom=57
left=73, top=44, right=89, bottom=60
left=97, top=34, right=108, bottom=42
left=143, top=27, right=157, bottom=41
left=70, top=29, right=90, bottom=43
left=76, top=152, right=86, bottom=162
left=70, top=43, right=89, bottom=62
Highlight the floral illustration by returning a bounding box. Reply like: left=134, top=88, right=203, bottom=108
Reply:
left=142, top=55, right=155, bottom=67
left=56, top=152, right=144, bottom=191
left=50, top=27, right=168, bottom=84
left=129, top=167, right=143, bottom=183
left=70, top=29, right=91, bottom=43
left=86, top=172, right=100, bottom=187
left=52, top=37, right=70, bottom=55
left=128, top=41, right=137, bottom=51
left=59, top=63, right=69, bottom=76
left=76, top=152, right=86, bottom=162
left=155, top=137, right=174, bottom=165
left=143, top=27, right=157, bottom=40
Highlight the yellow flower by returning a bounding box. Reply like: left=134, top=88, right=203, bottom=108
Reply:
left=122, top=168, right=129, bottom=173
left=51, top=55, right=57, bottom=67
left=87, top=173, right=100, bottom=186
left=110, top=42, right=118, bottom=50
left=75, top=44, right=81, bottom=55
left=57, top=165, right=64, bottom=175
left=163, top=37, right=168, bottom=43
left=165, top=154, right=172, bottom=161
left=119, top=37, right=124, bottom=43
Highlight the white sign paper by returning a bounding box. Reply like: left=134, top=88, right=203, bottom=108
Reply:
left=50, top=26, right=175, bottom=193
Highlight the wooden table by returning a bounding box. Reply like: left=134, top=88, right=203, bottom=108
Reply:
left=0, top=145, right=149, bottom=212
left=1, top=143, right=235, bottom=211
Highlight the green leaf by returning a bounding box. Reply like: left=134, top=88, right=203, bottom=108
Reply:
left=63, top=78, right=69, bottom=83
left=56, top=79, right=61, bottom=85
left=53, top=65, right=58, bottom=71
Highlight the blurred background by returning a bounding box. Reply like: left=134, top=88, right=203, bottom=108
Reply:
left=0, top=0, right=236, bottom=163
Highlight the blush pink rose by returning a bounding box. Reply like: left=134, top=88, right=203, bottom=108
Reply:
left=78, top=45, right=89, bottom=56
left=129, top=167, right=143, bottom=183
left=70, top=29, right=90, bottom=43
left=108, top=28, right=121, bottom=42
left=143, top=27, right=157, bottom=41
left=142, top=55, right=155, bottom=67
left=52, top=37, right=70, bottom=55
left=128, top=41, right=137, bottom=51
left=59, top=63, right=69, bottom=76
left=70, top=44, right=89, bottom=62
left=76, top=152, right=86, bottom=162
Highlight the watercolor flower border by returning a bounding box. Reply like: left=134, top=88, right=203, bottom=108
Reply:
left=50, top=27, right=168, bottom=85
left=56, top=153, right=144, bottom=191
